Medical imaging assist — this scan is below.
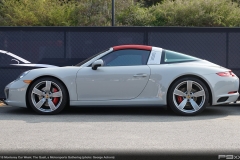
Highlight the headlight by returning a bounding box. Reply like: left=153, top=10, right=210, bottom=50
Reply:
left=15, top=71, right=30, bottom=81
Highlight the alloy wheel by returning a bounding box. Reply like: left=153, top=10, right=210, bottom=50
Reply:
left=173, top=80, right=206, bottom=114
left=31, top=81, right=63, bottom=113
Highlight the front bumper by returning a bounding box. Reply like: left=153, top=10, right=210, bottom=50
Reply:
left=4, top=80, right=29, bottom=108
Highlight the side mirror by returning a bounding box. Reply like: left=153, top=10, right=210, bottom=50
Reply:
left=92, top=59, right=104, bottom=70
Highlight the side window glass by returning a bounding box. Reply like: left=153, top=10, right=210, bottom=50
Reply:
left=101, top=49, right=150, bottom=66
left=163, top=50, right=201, bottom=63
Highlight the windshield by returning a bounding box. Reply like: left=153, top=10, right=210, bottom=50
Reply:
left=75, top=49, right=109, bottom=66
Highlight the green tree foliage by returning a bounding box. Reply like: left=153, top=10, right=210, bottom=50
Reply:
left=0, top=0, right=77, bottom=26
left=71, top=0, right=112, bottom=26
left=0, top=0, right=140, bottom=26
left=137, top=0, right=164, bottom=7
left=0, top=0, right=240, bottom=27
left=116, top=3, right=154, bottom=26
left=150, top=0, right=240, bottom=27
left=232, top=0, right=240, bottom=5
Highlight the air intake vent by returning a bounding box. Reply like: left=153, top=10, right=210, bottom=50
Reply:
left=217, top=97, right=229, bottom=103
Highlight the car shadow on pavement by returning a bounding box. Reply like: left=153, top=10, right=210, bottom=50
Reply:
left=0, top=105, right=239, bottom=123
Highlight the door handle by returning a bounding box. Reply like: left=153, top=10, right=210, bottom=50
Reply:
left=133, top=74, right=147, bottom=77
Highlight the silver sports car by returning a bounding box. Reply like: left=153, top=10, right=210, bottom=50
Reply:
left=4, top=45, right=239, bottom=115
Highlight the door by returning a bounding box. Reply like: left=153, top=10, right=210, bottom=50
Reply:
left=76, top=49, right=151, bottom=100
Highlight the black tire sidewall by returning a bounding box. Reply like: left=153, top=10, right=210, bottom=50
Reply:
left=167, top=77, right=209, bottom=116
left=27, top=77, right=68, bottom=115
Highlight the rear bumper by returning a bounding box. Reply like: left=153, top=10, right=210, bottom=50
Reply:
left=203, top=73, right=239, bottom=105
left=214, top=92, right=239, bottom=105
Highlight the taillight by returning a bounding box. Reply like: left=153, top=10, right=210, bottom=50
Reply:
left=217, top=71, right=235, bottom=77
left=230, top=71, right=236, bottom=77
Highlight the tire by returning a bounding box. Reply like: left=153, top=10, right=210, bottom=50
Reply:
left=167, top=77, right=209, bottom=116
left=27, top=77, right=68, bottom=115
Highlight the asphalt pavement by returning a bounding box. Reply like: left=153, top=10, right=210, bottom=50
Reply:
left=0, top=104, right=240, bottom=158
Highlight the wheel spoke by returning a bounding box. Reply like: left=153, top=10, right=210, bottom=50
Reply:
left=48, top=99, right=57, bottom=111
left=52, top=91, right=62, bottom=97
left=35, top=98, right=46, bottom=109
left=45, top=81, right=51, bottom=92
left=32, top=88, right=44, bottom=96
left=187, top=81, right=193, bottom=93
left=178, top=99, right=187, bottom=110
left=174, top=89, right=186, bottom=97
left=192, top=90, right=205, bottom=97
left=190, top=99, right=200, bottom=111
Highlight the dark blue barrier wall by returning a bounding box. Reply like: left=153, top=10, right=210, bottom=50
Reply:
left=0, top=27, right=240, bottom=98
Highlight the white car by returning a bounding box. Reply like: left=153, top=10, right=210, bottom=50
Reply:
left=3, top=45, right=239, bottom=115
left=0, top=50, right=57, bottom=68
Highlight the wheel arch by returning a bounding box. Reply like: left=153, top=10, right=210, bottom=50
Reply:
left=25, top=75, right=70, bottom=108
left=167, top=74, right=213, bottom=106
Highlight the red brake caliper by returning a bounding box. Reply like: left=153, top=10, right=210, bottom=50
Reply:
left=177, top=96, right=183, bottom=103
left=52, top=88, right=59, bottom=105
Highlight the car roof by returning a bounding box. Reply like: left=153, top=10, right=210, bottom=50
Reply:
left=112, top=45, right=152, bottom=51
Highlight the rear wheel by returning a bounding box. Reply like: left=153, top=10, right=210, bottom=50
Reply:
left=27, top=77, right=67, bottom=115
left=167, top=77, right=209, bottom=116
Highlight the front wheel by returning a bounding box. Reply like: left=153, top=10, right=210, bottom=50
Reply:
left=167, top=77, right=209, bottom=116
left=27, top=77, right=68, bottom=115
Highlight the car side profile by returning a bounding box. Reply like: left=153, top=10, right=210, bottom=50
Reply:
left=3, top=45, right=239, bottom=115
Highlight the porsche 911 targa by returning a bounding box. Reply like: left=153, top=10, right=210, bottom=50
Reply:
left=4, top=45, right=239, bottom=115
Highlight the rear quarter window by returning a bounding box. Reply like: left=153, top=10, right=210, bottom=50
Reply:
left=161, top=50, right=201, bottom=64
